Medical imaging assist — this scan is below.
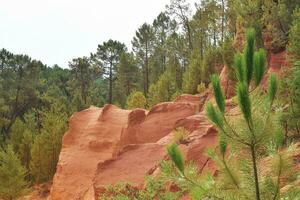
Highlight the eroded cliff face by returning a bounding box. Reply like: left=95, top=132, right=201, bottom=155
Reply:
left=49, top=101, right=203, bottom=200
left=49, top=45, right=289, bottom=200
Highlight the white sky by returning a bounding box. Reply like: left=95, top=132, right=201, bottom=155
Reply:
left=0, top=0, right=197, bottom=68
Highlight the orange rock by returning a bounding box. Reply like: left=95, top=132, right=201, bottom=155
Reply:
left=219, top=65, right=236, bottom=99
left=93, top=143, right=166, bottom=197
left=49, top=102, right=199, bottom=200
left=174, top=92, right=209, bottom=112
left=262, top=50, right=288, bottom=88
left=49, top=105, right=131, bottom=200
left=121, top=102, right=197, bottom=146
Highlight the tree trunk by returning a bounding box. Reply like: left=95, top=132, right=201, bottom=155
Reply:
left=80, top=65, right=86, bottom=104
left=200, top=30, right=204, bottom=59
left=144, top=42, right=149, bottom=96
left=109, top=62, right=113, bottom=104
left=250, top=145, right=261, bottom=200
left=185, top=20, right=193, bottom=50
left=221, top=0, right=225, bottom=43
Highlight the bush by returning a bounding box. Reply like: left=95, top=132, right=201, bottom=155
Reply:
left=126, top=91, right=147, bottom=109
left=197, top=83, right=206, bottom=94
left=172, top=127, right=189, bottom=144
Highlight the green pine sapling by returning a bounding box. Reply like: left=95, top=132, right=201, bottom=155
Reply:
left=205, top=29, right=277, bottom=200
left=167, top=29, right=285, bottom=200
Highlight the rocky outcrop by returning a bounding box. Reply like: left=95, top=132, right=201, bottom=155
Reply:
left=174, top=92, right=210, bottom=112
left=120, top=102, right=197, bottom=145
left=50, top=105, right=131, bottom=200
left=268, top=50, right=288, bottom=73
left=93, top=143, right=166, bottom=195
left=49, top=101, right=201, bottom=200
left=219, top=65, right=236, bottom=99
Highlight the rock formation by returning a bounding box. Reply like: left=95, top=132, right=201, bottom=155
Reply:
left=49, top=101, right=203, bottom=200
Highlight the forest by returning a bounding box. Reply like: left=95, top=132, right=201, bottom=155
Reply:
left=0, top=0, right=300, bottom=199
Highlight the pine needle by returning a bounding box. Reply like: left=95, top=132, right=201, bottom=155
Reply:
left=234, top=53, right=245, bottom=83
left=167, top=143, right=185, bottom=175
left=211, top=74, right=225, bottom=114
left=253, top=49, right=266, bottom=86
left=268, top=74, right=278, bottom=106
left=237, top=82, right=252, bottom=126
left=244, top=28, right=255, bottom=85
left=205, top=102, right=224, bottom=129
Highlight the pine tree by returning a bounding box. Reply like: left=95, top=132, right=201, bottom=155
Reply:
left=132, top=23, right=155, bottom=96
left=0, top=145, right=28, bottom=200
left=166, top=0, right=193, bottom=50
left=30, top=108, right=67, bottom=183
left=69, top=57, right=93, bottom=105
left=95, top=40, right=126, bottom=104
left=182, top=49, right=202, bottom=94
left=205, top=29, right=275, bottom=200
left=147, top=71, right=176, bottom=107
left=115, top=53, right=139, bottom=107
left=9, top=115, right=36, bottom=173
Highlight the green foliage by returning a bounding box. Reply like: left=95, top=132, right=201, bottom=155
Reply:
left=244, top=28, right=255, bottom=85
left=9, top=114, right=37, bottom=173
left=190, top=28, right=297, bottom=200
left=221, top=37, right=236, bottom=80
left=172, top=127, right=188, bottom=144
left=132, top=23, right=155, bottom=95
left=234, top=29, right=266, bottom=89
left=94, top=40, right=126, bottom=104
left=170, top=90, right=182, bottom=101
left=263, top=1, right=299, bottom=52
left=167, top=144, right=185, bottom=175
left=147, top=71, right=176, bottom=107
left=211, top=74, right=225, bottom=114
left=221, top=37, right=235, bottom=68
left=126, top=91, right=147, bottom=109
left=274, top=129, right=283, bottom=149
left=98, top=160, right=184, bottom=200
left=0, top=145, right=28, bottom=200
left=205, top=102, right=224, bottom=129
left=279, top=62, right=300, bottom=142
left=237, top=82, right=252, bottom=125
left=116, top=53, right=139, bottom=107
left=30, top=109, right=67, bottom=183
left=288, top=8, right=300, bottom=60
left=268, top=74, right=278, bottom=106
left=69, top=57, right=96, bottom=105
left=0, top=51, right=42, bottom=137
left=197, top=82, right=205, bottom=94
left=234, top=53, right=245, bottom=83
left=98, top=169, right=182, bottom=200
left=201, top=47, right=223, bottom=85
left=219, top=133, right=227, bottom=155
left=253, top=49, right=266, bottom=86
left=182, top=49, right=202, bottom=94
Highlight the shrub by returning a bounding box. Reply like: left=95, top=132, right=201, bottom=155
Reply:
left=126, top=91, right=147, bottom=109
